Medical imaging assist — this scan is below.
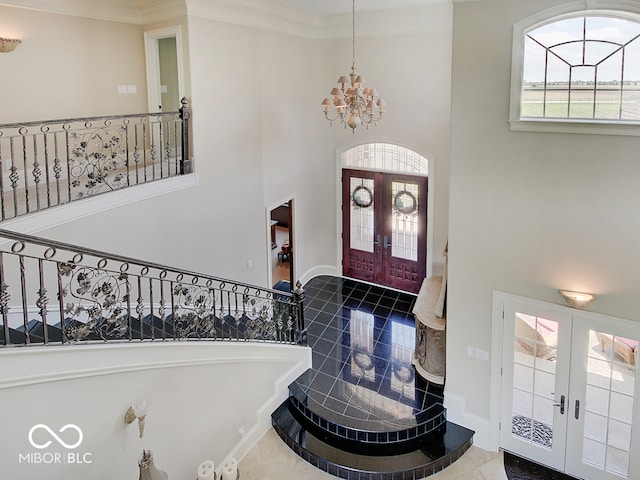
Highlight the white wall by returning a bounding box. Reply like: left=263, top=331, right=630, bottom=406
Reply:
left=0, top=342, right=310, bottom=479
left=447, top=0, right=640, bottom=448
left=258, top=13, right=453, bottom=282
left=6, top=4, right=453, bottom=293
left=0, top=6, right=148, bottom=123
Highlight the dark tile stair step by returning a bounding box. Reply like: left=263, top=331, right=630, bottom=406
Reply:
left=288, top=368, right=446, bottom=453
left=272, top=401, right=474, bottom=480
left=15, top=319, right=64, bottom=343
left=144, top=314, right=175, bottom=336
left=3, top=327, right=44, bottom=345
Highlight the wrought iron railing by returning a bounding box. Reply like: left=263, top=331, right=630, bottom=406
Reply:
left=0, top=99, right=192, bottom=221
left=0, top=229, right=306, bottom=347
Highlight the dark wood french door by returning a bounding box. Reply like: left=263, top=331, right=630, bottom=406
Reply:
left=342, top=169, right=427, bottom=294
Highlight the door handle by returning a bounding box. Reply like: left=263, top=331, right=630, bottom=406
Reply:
left=383, top=235, right=391, bottom=249
left=374, top=234, right=381, bottom=247
left=553, top=394, right=565, bottom=415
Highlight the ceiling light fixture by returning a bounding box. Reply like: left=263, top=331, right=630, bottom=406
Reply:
left=0, top=38, right=21, bottom=53
left=321, top=0, right=385, bottom=133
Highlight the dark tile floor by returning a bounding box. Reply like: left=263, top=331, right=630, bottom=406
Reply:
left=297, top=275, right=445, bottom=435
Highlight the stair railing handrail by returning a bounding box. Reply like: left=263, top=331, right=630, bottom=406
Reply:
left=0, top=110, right=179, bottom=131
left=0, top=227, right=306, bottom=347
left=0, top=228, right=290, bottom=296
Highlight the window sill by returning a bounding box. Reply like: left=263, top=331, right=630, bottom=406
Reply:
left=509, top=118, right=640, bottom=137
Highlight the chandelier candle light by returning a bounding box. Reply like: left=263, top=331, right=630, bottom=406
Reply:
left=321, top=0, right=385, bottom=133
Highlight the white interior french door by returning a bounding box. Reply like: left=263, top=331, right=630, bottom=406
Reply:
left=498, top=294, right=640, bottom=480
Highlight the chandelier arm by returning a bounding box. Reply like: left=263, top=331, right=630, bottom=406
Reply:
left=323, top=110, right=347, bottom=123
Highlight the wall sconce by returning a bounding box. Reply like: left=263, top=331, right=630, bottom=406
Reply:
left=559, top=290, right=595, bottom=309
left=124, top=400, right=148, bottom=438
left=0, top=38, right=21, bottom=53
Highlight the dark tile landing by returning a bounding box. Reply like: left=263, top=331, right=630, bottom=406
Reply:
left=272, top=275, right=474, bottom=479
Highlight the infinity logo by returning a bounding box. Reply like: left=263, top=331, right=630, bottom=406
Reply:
left=28, top=424, right=83, bottom=450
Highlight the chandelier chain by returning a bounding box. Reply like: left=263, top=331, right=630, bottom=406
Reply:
left=352, top=0, right=356, bottom=69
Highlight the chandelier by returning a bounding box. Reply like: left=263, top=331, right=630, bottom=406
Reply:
left=321, top=0, right=385, bottom=133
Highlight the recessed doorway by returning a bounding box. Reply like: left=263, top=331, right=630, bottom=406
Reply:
left=340, top=143, right=430, bottom=294
left=269, top=199, right=294, bottom=292
left=144, top=25, right=185, bottom=113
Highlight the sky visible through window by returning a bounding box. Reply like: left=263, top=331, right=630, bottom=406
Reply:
left=521, top=15, right=640, bottom=120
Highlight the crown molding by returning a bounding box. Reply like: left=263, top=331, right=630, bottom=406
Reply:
left=0, top=0, right=452, bottom=35
left=186, top=0, right=452, bottom=38
left=0, top=0, right=185, bottom=24
left=185, top=0, right=322, bottom=36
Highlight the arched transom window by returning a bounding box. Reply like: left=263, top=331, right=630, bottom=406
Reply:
left=342, top=143, right=428, bottom=175
left=523, top=15, right=640, bottom=120
left=510, top=3, right=640, bottom=135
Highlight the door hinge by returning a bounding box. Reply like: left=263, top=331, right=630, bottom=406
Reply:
left=500, top=367, right=503, bottom=376
left=499, top=421, right=502, bottom=431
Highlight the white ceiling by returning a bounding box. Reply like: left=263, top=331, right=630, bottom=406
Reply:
left=277, top=0, right=447, bottom=16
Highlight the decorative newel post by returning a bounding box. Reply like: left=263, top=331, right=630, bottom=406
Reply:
left=293, top=280, right=307, bottom=345
left=179, top=97, right=192, bottom=175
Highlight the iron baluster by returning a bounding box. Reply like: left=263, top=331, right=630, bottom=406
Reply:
left=43, top=129, right=52, bottom=209
left=37, top=259, right=49, bottom=344
left=32, top=134, right=42, bottom=212
left=64, top=126, right=72, bottom=204
left=142, top=118, right=148, bottom=183
left=148, top=277, right=155, bottom=341
left=57, top=261, right=66, bottom=344
left=53, top=133, right=62, bottom=206
left=21, top=132, right=30, bottom=214
left=0, top=253, right=9, bottom=345
left=134, top=123, right=141, bottom=185
left=170, top=117, right=178, bottom=176
left=124, top=120, right=131, bottom=189
left=10, top=137, right=19, bottom=218
left=158, top=116, right=164, bottom=179
left=136, top=276, right=144, bottom=341
left=0, top=138, right=6, bottom=221
left=18, top=253, right=29, bottom=344
left=125, top=266, right=132, bottom=341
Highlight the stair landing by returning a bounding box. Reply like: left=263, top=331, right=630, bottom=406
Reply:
left=273, top=276, right=473, bottom=479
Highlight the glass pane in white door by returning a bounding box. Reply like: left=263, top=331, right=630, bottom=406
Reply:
left=582, top=330, right=637, bottom=478
left=350, top=178, right=375, bottom=253
left=511, top=313, right=559, bottom=448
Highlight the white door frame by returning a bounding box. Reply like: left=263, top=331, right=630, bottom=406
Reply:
left=266, top=194, right=296, bottom=289
left=144, top=25, right=185, bottom=113
left=335, top=140, right=436, bottom=282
